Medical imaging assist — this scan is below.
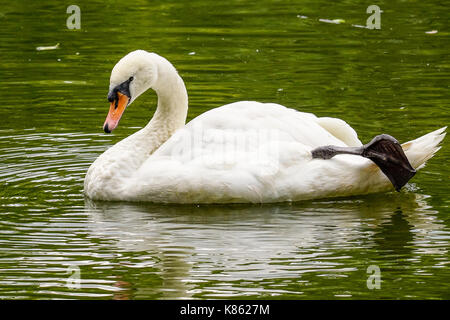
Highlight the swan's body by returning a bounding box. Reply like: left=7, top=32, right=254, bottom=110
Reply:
left=84, top=50, right=446, bottom=203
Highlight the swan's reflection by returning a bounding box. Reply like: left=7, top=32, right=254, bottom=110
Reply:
left=83, top=192, right=446, bottom=299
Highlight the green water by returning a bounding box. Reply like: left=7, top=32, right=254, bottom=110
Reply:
left=0, top=0, right=449, bottom=299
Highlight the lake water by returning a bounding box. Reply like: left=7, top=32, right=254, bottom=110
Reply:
left=0, top=0, right=449, bottom=299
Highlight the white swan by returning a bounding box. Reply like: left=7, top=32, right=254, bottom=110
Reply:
left=84, top=50, right=446, bottom=203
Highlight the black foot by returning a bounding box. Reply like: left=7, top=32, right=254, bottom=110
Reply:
left=311, top=134, right=416, bottom=191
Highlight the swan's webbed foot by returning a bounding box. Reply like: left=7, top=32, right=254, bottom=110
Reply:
left=311, top=134, right=416, bottom=191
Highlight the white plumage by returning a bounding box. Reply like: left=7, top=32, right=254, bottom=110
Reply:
left=84, top=50, right=446, bottom=203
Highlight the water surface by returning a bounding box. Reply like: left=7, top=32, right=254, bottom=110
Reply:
left=0, top=0, right=449, bottom=299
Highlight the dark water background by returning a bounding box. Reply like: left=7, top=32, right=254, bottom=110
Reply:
left=0, top=0, right=449, bottom=299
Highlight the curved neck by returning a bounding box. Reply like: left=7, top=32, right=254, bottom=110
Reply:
left=109, top=56, right=189, bottom=168
left=137, top=55, right=189, bottom=155
left=148, top=59, right=188, bottom=134
left=85, top=53, right=189, bottom=198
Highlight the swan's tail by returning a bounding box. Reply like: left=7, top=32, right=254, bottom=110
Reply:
left=402, top=126, right=447, bottom=170
left=312, top=126, right=446, bottom=194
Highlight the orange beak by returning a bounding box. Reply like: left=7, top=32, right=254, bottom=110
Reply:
left=103, top=92, right=129, bottom=133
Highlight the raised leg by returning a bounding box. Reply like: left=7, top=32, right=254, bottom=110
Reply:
left=311, top=134, right=416, bottom=191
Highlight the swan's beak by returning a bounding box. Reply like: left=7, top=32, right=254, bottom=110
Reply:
left=103, top=92, right=129, bottom=133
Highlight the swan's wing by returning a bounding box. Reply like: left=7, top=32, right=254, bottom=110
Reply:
left=124, top=102, right=369, bottom=203
left=156, top=101, right=351, bottom=156
left=315, top=117, right=363, bottom=147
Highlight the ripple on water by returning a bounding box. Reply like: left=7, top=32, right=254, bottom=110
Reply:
left=0, top=126, right=449, bottom=299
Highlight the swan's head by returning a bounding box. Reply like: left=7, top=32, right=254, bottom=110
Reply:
left=104, top=50, right=157, bottom=133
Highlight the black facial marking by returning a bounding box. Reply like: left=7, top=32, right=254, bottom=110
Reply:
left=107, top=77, right=133, bottom=106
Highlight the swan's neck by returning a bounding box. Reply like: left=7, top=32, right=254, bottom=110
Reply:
left=84, top=57, right=188, bottom=198
left=144, top=65, right=188, bottom=151
left=123, top=59, right=188, bottom=160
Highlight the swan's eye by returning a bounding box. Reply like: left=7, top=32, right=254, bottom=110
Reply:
left=107, top=77, right=132, bottom=104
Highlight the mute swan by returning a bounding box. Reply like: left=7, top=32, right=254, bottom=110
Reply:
left=84, top=50, right=446, bottom=203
